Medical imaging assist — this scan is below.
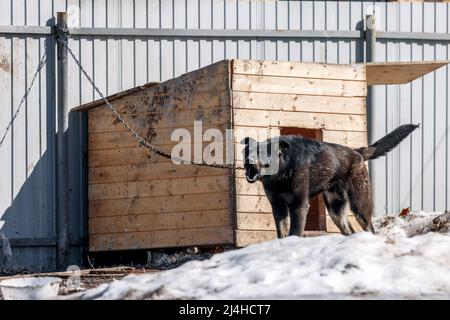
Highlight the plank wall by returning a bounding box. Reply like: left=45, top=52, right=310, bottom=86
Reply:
left=231, top=59, right=368, bottom=246
left=87, top=61, right=234, bottom=251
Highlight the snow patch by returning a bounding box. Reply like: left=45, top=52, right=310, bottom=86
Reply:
left=70, top=212, right=450, bottom=300
left=375, top=211, right=450, bottom=237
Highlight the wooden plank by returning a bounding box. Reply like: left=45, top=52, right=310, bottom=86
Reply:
left=366, top=61, right=448, bottom=85
left=233, top=109, right=367, bottom=132
left=89, top=91, right=226, bottom=118
left=322, top=130, right=368, bottom=148
left=233, top=125, right=280, bottom=145
left=88, top=124, right=228, bottom=150
left=235, top=230, right=330, bottom=247
left=235, top=230, right=276, bottom=247
left=235, top=177, right=266, bottom=196
left=89, top=176, right=230, bottom=200
left=89, top=209, right=232, bottom=234
left=89, top=146, right=171, bottom=167
left=89, top=142, right=218, bottom=167
left=232, top=74, right=367, bottom=97
left=236, top=213, right=275, bottom=231
left=232, top=59, right=366, bottom=81
left=236, top=195, right=271, bottom=213
left=233, top=91, right=366, bottom=114
left=89, top=226, right=234, bottom=251
left=89, top=192, right=230, bottom=217
left=88, top=106, right=230, bottom=133
left=89, top=162, right=231, bottom=184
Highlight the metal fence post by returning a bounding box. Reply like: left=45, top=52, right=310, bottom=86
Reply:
left=56, top=12, right=69, bottom=270
left=365, top=14, right=376, bottom=144
left=365, top=14, right=376, bottom=184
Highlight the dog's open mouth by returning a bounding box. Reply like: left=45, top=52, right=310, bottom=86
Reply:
left=245, top=166, right=261, bottom=183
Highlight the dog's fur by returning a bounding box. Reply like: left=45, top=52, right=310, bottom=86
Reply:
left=242, top=124, right=419, bottom=237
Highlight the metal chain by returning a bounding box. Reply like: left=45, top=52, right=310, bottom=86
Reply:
left=0, top=48, right=47, bottom=149
left=55, top=25, right=243, bottom=170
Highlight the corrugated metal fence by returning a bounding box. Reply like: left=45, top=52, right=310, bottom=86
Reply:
left=0, top=0, right=449, bottom=271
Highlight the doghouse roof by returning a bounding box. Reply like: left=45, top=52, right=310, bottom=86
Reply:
left=72, top=59, right=448, bottom=112
left=366, top=60, right=448, bottom=85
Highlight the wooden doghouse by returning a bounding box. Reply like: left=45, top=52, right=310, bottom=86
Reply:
left=73, top=59, right=447, bottom=252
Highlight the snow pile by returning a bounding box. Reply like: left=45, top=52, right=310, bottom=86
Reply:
left=375, top=211, right=450, bottom=237
left=71, top=212, right=450, bottom=300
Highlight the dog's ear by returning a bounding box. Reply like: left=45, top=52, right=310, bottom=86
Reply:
left=279, top=139, right=291, bottom=152
left=240, top=137, right=256, bottom=146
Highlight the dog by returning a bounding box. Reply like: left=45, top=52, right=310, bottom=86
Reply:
left=242, top=124, right=419, bottom=237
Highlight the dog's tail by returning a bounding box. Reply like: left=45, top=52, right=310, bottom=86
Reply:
left=356, top=124, right=419, bottom=161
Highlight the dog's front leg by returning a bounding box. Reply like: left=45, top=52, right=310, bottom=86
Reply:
left=267, top=194, right=289, bottom=238
left=274, top=209, right=290, bottom=238
left=289, top=199, right=310, bottom=237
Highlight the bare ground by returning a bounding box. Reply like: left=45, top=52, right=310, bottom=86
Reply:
left=0, top=246, right=225, bottom=299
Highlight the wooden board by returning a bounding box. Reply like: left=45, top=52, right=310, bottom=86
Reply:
left=233, top=91, right=366, bottom=114
left=233, top=109, right=367, bottom=132
left=89, top=142, right=225, bottom=167
left=89, top=146, right=171, bottom=167
left=322, top=130, right=368, bottom=148
left=89, top=192, right=230, bottom=217
left=88, top=124, right=228, bottom=150
left=232, top=74, right=367, bottom=97
left=88, top=106, right=229, bottom=133
left=236, top=213, right=276, bottom=231
left=89, top=91, right=226, bottom=118
left=232, top=126, right=281, bottom=145
left=90, top=209, right=232, bottom=234
left=235, top=195, right=272, bottom=213
left=232, top=59, right=366, bottom=81
left=366, top=61, right=448, bottom=85
left=90, top=226, right=234, bottom=252
left=89, top=162, right=230, bottom=184
left=235, top=230, right=277, bottom=247
left=235, top=178, right=266, bottom=196
left=89, top=176, right=230, bottom=200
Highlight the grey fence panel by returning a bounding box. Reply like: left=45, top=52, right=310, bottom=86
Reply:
left=369, top=2, right=450, bottom=215
left=1, top=0, right=449, bottom=271
left=0, top=0, right=58, bottom=271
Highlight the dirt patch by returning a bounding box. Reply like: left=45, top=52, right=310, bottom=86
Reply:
left=0, top=246, right=228, bottom=299
left=0, top=267, right=158, bottom=299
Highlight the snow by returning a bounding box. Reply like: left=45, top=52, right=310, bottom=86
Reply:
left=71, top=211, right=450, bottom=300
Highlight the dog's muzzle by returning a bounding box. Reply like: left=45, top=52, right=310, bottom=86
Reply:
left=245, top=164, right=261, bottom=183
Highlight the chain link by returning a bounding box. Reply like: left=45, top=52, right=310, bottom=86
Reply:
left=0, top=47, right=47, bottom=149
left=55, top=25, right=243, bottom=171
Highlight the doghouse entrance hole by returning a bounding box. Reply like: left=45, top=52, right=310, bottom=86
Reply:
left=280, top=127, right=326, bottom=231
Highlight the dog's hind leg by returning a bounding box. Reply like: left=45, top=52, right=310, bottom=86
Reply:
left=323, top=191, right=355, bottom=236
left=347, top=163, right=376, bottom=234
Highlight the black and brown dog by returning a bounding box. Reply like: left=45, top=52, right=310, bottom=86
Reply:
left=242, top=124, right=419, bottom=237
